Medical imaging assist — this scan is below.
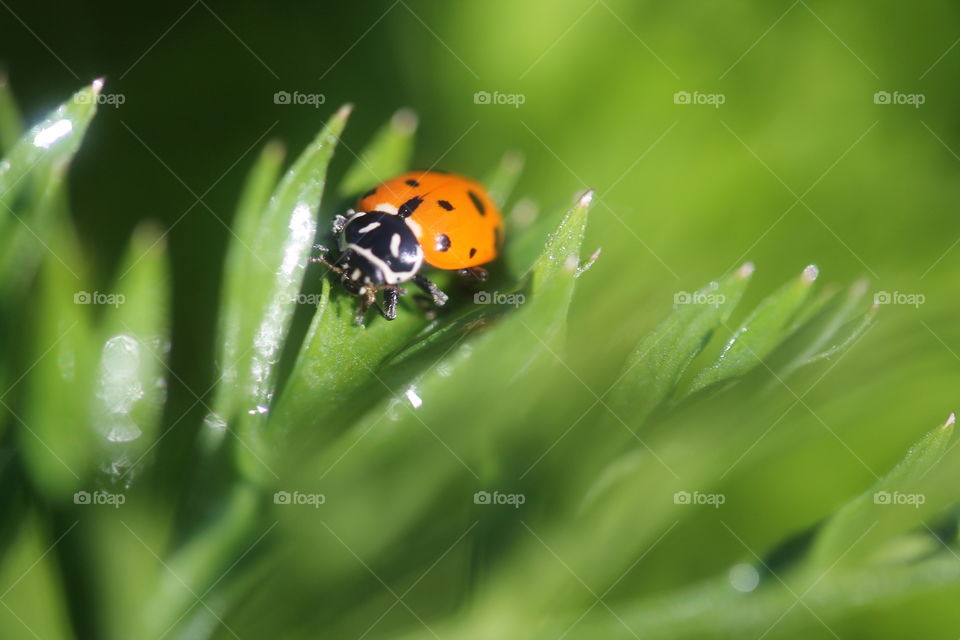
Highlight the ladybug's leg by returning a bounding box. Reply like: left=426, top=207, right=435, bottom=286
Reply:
left=355, top=289, right=377, bottom=326
left=308, top=252, right=345, bottom=276
left=457, top=267, right=488, bottom=282
left=413, top=274, right=448, bottom=307
left=380, top=286, right=400, bottom=321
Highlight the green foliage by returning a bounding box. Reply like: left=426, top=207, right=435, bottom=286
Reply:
left=1, top=80, right=957, bottom=640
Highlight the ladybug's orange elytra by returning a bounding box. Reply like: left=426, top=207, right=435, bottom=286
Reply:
left=355, top=171, right=504, bottom=271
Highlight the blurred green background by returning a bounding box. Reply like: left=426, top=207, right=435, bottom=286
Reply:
left=2, top=0, right=960, bottom=638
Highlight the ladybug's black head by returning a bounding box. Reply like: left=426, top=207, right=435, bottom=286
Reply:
left=335, top=211, right=423, bottom=288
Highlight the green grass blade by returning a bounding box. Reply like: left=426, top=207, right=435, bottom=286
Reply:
left=215, top=105, right=350, bottom=477
left=0, top=79, right=100, bottom=212
left=688, top=264, right=819, bottom=394
left=93, top=224, right=170, bottom=486
left=20, top=222, right=96, bottom=498
left=809, top=412, right=957, bottom=569
left=0, top=70, right=24, bottom=155
left=610, top=261, right=754, bottom=426
left=0, top=80, right=100, bottom=299
left=215, top=140, right=285, bottom=412
left=337, top=108, right=417, bottom=197
left=483, top=150, right=524, bottom=208
left=280, top=191, right=594, bottom=588
left=273, top=109, right=429, bottom=442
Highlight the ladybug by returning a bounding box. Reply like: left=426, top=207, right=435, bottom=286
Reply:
left=313, top=170, right=504, bottom=324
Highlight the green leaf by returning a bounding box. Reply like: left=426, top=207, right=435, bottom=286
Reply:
left=271, top=277, right=427, bottom=445
left=141, top=484, right=260, bottom=639
left=0, top=79, right=100, bottom=212
left=610, top=261, right=754, bottom=426
left=483, top=150, right=524, bottom=208
left=0, top=80, right=100, bottom=299
left=210, top=105, right=350, bottom=478
left=281, top=190, right=594, bottom=587
left=92, top=224, right=171, bottom=486
left=0, top=70, right=24, bottom=155
left=20, top=221, right=96, bottom=498
left=214, top=139, right=285, bottom=413
left=688, top=264, right=819, bottom=394
left=809, top=412, right=956, bottom=570
left=337, top=108, right=417, bottom=197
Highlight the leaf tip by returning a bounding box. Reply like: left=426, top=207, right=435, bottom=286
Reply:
left=847, top=277, right=869, bottom=300
left=802, top=264, right=819, bottom=283
left=391, top=108, right=418, bottom=134
left=737, top=261, right=755, bottom=278
left=336, top=103, right=354, bottom=120
left=944, top=412, right=956, bottom=429
left=92, top=77, right=105, bottom=93
left=576, top=188, right=595, bottom=208
left=502, top=149, right=524, bottom=171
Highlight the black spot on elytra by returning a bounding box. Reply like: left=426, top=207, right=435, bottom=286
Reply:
left=362, top=187, right=377, bottom=198
left=437, top=199, right=454, bottom=211
left=468, top=190, right=486, bottom=215
left=405, top=179, right=420, bottom=187
left=398, top=196, right=423, bottom=219
left=436, top=234, right=451, bottom=252
left=469, top=247, right=477, bottom=258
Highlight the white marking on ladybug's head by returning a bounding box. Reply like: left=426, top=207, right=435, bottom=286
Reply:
left=357, top=221, right=381, bottom=234
left=345, top=244, right=422, bottom=286
left=373, top=202, right=399, bottom=215
left=351, top=268, right=362, bottom=280
left=404, top=217, right=422, bottom=237
left=390, top=233, right=401, bottom=258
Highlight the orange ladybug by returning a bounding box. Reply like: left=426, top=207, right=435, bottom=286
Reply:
left=312, top=171, right=504, bottom=324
